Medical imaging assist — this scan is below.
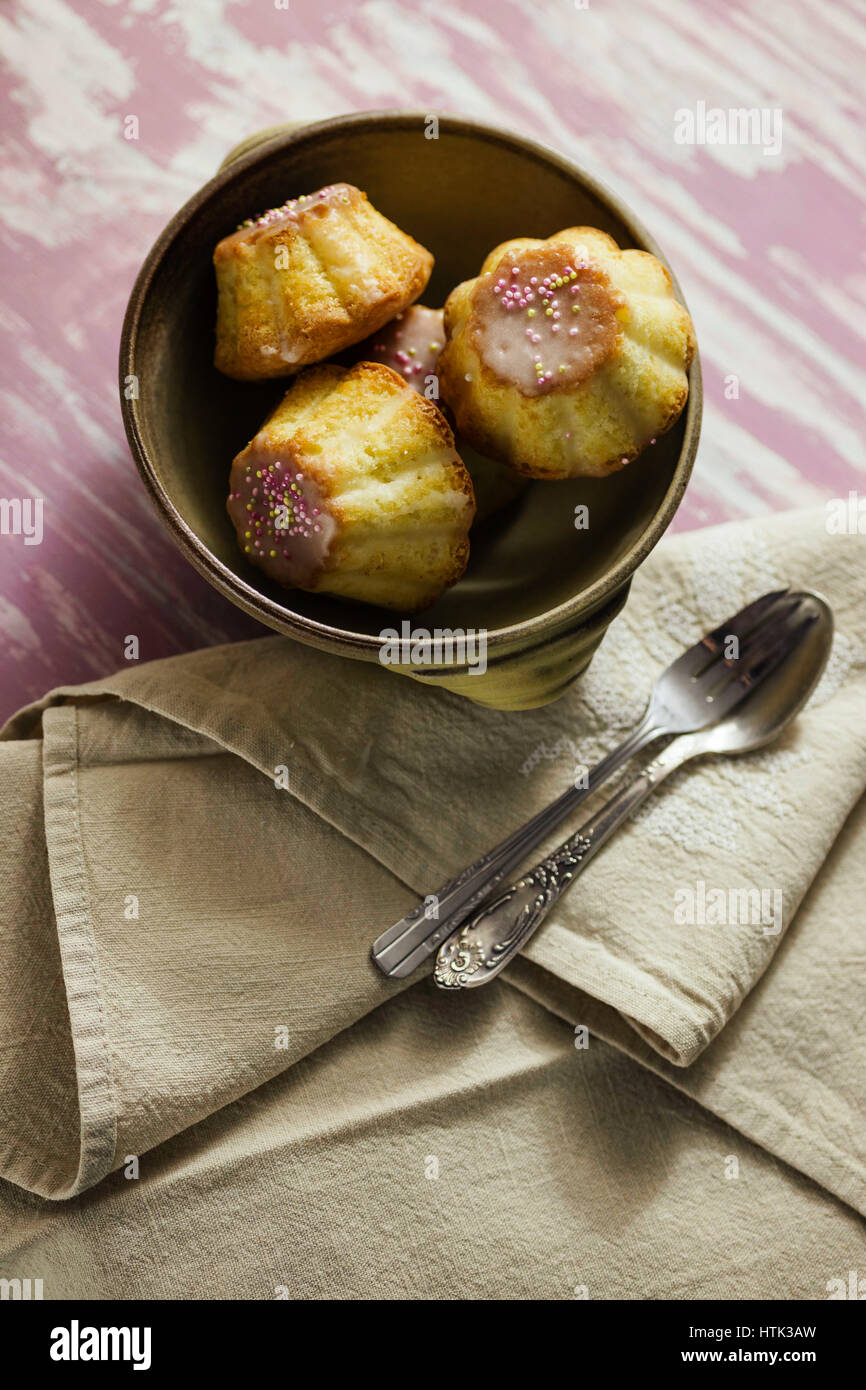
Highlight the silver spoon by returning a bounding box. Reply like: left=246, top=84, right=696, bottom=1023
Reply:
left=434, top=590, right=833, bottom=990
left=374, top=588, right=803, bottom=979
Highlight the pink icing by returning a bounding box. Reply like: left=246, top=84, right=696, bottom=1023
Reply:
left=469, top=244, right=622, bottom=396
left=234, top=183, right=359, bottom=234
left=227, top=446, right=336, bottom=589
left=347, top=305, right=445, bottom=394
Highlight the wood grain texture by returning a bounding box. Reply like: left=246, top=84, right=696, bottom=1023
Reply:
left=0, top=0, right=863, bottom=717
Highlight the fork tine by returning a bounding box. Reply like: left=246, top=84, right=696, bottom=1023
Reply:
left=671, top=588, right=796, bottom=683
left=739, top=606, right=820, bottom=688
left=698, top=598, right=815, bottom=716
left=705, top=586, right=793, bottom=646
left=735, top=594, right=811, bottom=669
left=691, top=592, right=801, bottom=692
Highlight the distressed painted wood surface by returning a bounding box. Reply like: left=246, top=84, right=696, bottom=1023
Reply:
left=0, top=0, right=863, bottom=718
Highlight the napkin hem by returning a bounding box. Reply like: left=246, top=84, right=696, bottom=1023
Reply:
left=40, top=705, right=118, bottom=1199
left=528, top=924, right=716, bottom=1066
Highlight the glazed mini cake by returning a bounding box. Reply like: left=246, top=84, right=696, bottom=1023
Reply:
left=226, top=361, right=475, bottom=610
left=343, top=303, right=445, bottom=392
left=345, top=304, right=526, bottom=522
left=438, top=228, right=696, bottom=479
left=214, top=183, right=433, bottom=381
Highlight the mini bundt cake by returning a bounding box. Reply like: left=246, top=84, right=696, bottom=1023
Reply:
left=214, top=183, right=433, bottom=381
left=226, top=361, right=475, bottom=609
left=343, top=303, right=445, bottom=392
left=438, top=228, right=696, bottom=479
left=345, top=304, right=526, bottom=522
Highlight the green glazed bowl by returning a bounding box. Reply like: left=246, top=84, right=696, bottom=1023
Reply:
left=120, top=110, right=701, bottom=710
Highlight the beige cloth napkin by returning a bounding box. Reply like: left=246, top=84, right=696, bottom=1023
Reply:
left=3, top=978, right=865, bottom=1300
left=1, top=505, right=864, bottom=1216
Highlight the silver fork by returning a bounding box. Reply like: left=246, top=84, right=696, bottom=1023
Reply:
left=371, top=588, right=798, bottom=978
left=433, top=590, right=830, bottom=989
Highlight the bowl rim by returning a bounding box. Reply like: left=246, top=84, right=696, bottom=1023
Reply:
left=119, top=108, right=702, bottom=659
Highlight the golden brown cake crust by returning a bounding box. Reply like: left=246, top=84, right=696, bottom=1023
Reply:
left=439, top=227, right=696, bottom=480
left=343, top=308, right=526, bottom=523
left=226, top=362, right=475, bottom=610
left=214, top=184, right=434, bottom=381
left=316, top=366, right=474, bottom=603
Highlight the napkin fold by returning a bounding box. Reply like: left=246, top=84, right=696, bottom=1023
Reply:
left=1, top=506, right=864, bottom=1209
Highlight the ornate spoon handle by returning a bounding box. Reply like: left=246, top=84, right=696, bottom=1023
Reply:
left=434, top=745, right=685, bottom=990
left=371, top=711, right=660, bottom=977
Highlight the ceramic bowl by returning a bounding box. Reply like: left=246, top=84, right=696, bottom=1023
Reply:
left=120, top=110, right=701, bottom=710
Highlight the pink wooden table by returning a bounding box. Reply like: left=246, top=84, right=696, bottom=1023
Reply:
left=1, top=0, right=863, bottom=719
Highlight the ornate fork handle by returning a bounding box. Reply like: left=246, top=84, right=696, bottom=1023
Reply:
left=434, top=754, right=676, bottom=989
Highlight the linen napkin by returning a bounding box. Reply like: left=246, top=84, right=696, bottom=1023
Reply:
left=1, top=505, right=864, bottom=1208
